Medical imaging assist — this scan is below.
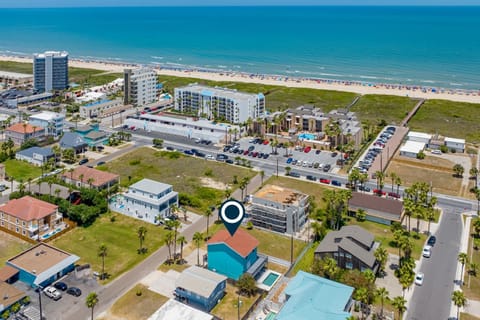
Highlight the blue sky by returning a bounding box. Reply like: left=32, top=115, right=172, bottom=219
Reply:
left=0, top=0, right=479, bottom=7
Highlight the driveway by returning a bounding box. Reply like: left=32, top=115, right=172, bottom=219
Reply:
left=141, top=270, right=180, bottom=298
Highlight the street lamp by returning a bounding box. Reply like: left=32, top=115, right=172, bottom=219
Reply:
left=237, top=294, right=242, bottom=320
left=36, top=284, right=44, bottom=320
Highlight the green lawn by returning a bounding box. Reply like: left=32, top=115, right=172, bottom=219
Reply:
left=211, top=283, right=260, bottom=320
left=291, top=242, right=318, bottom=276
left=408, top=99, right=480, bottom=143
left=463, top=219, right=480, bottom=300
left=103, top=284, right=169, bottom=320
left=51, top=212, right=169, bottom=282
left=4, top=159, right=43, bottom=181
left=350, top=94, right=419, bottom=126
left=348, top=218, right=427, bottom=260
left=159, top=75, right=358, bottom=112
left=207, top=223, right=307, bottom=261
left=101, top=147, right=255, bottom=211
left=0, top=232, right=32, bottom=266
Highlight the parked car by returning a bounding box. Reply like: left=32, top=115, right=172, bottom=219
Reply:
left=66, top=287, right=82, bottom=297
left=166, top=146, right=174, bottom=151
left=304, top=146, right=311, bottom=153
left=78, top=158, right=88, bottom=165
left=422, top=245, right=432, bottom=258
left=96, top=161, right=106, bottom=166
left=358, top=185, right=371, bottom=192
left=205, top=154, right=215, bottom=160
left=263, top=140, right=269, bottom=145
left=323, top=164, right=331, bottom=172
left=331, top=152, right=338, bottom=157
left=248, top=145, right=255, bottom=152
left=427, top=235, right=437, bottom=246
left=373, top=189, right=386, bottom=196
left=331, top=180, right=341, bottom=186
left=306, top=175, right=317, bottom=181
left=431, top=149, right=442, bottom=155
left=319, top=178, right=331, bottom=184
left=315, top=150, right=321, bottom=155
left=53, top=282, right=67, bottom=291
left=388, top=192, right=401, bottom=199
left=44, top=286, right=62, bottom=300
left=226, top=159, right=234, bottom=164
left=286, top=157, right=293, bottom=164
left=263, top=153, right=269, bottom=159
left=289, top=172, right=301, bottom=178
left=415, top=272, right=424, bottom=286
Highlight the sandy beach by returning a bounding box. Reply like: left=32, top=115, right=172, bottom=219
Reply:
left=1, top=54, right=479, bottom=104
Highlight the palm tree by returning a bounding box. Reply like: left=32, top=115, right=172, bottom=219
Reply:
left=389, top=172, right=397, bottom=193
left=193, top=232, right=203, bottom=266
left=79, top=173, right=84, bottom=186
left=164, top=231, right=174, bottom=262
left=98, top=244, right=107, bottom=280
left=375, top=171, right=385, bottom=191
left=177, top=236, right=186, bottom=262
left=137, top=226, right=147, bottom=254
left=470, top=167, right=479, bottom=186
left=87, top=177, right=95, bottom=189
left=354, top=287, right=369, bottom=320
left=260, top=170, right=265, bottom=185
left=204, top=208, right=213, bottom=240
left=285, top=166, right=291, bottom=176
left=27, top=177, right=32, bottom=193
left=453, top=164, right=465, bottom=177
left=374, top=246, right=388, bottom=276
left=392, top=296, right=407, bottom=320
left=171, top=220, right=181, bottom=258
left=458, top=252, right=469, bottom=285
left=322, top=257, right=339, bottom=280
left=395, top=176, right=402, bottom=195
left=452, top=290, right=466, bottom=319
left=375, top=287, right=389, bottom=319
left=85, top=292, right=99, bottom=320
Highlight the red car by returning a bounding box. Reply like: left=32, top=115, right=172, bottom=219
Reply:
left=319, top=178, right=331, bottom=184
left=304, top=146, right=311, bottom=153
left=373, top=189, right=386, bottom=196
left=243, top=150, right=249, bottom=155
left=252, top=152, right=258, bottom=157
left=263, top=140, right=269, bottom=145
left=388, top=192, right=400, bottom=199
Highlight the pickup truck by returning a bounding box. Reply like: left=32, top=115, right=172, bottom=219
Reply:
left=44, top=286, right=62, bottom=300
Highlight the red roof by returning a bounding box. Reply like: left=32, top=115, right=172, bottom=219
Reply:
left=0, top=196, right=58, bottom=222
left=62, top=166, right=119, bottom=187
left=207, top=229, right=259, bottom=258
left=6, top=123, right=43, bottom=134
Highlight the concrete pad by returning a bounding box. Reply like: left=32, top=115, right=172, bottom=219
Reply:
left=141, top=270, right=180, bottom=298
left=184, top=248, right=207, bottom=267
left=375, top=254, right=402, bottom=298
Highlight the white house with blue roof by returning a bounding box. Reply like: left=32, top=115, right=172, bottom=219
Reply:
left=110, top=178, right=179, bottom=224
left=16, top=147, right=54, bottom=166
left=29, top=111, right=65, bottom=138
left=276, top=271, right=354, bottom=320
left=174, top=84, right=265, bottom=124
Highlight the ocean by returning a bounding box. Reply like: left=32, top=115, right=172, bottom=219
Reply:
left=0, top=6, right=479, bottom=90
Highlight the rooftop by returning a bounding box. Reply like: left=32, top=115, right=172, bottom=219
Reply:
left=0, top=282, right=26, bottom=311
left=83, top=99, right=112, bottom=107
left=62, top=166, right=119, bottom=187
left=34, top=51, right=68, bottom=59
left=8, top=243, right=77, bottom=276
left=130, top=178, right=172, bottom=193
left=400, top=141, right=426, bottom=154
left=408, top=131, right=432, bottom=140
left=254, top=184, right=307, bottom=206
left=176, top=266, right=227, bottom=298
left=207, top=229, right=259, bottom=258
left=349, top=192, right=404, bottom=221
left=147, top=299, right=213, bottom=320
left=0, top=196, right=58, bottom=222
left=276, top=271, right=353, bottom=320
left=16, top=146, right=53, bottom=158
left=6, top=123, right=44, bottom=134
left=0, top=265, right=19, bottom=282
left=29, top=111, right=64, bottom=121
left=445, top=137, right=466, bottom=144
left=176, top=84, right=263, bottom=102
left=60, top=132, right=87, bottom=148
left=84, top=130, right=108, bottom=140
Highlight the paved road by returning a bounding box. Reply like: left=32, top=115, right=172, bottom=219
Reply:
left=405, top=207, right=462, bottom=320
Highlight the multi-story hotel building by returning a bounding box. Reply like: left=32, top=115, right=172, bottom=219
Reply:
left=33, top=51, right=69, bottom=92
left=124, top=68, right=157, bottom=106
left=174, top=84, right=265, bottom=124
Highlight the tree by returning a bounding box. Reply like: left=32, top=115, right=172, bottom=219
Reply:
left=87, top=177, right=95, bottom=189
left=375, top=171, right=385, bottom=191
left=171, top=220, right=181, bottom=258
left=452, top=290, right=466, bottom=319
left=86, top=292, right=99, bottom=320
left=193, top=232, right=203, bottom=266
left=356, top=208, right=366, bottom=222
left=285, top=166, right=291, bottom=176
left=153, top=138, right=164, bottom=148
left=98, top=244, right=107, bottom=280
left=322, top=257, right=340, bottom=280
left=374, top=246, right=388, bottom=276
left=310, top=221, right=326, bottom=242
left=392, top=296, right=407, bottom=320
left=474, top=218, right=480, bottom=238
left=458, top=252, right=469, bottom=285
left=389, top=172, right=397, bottom=193
left=375, top=287, right=389, bottom=319
left=204, top=208, right=213, bottom=240
left=470, top=167, right=479, bottom=186
left=236, top=273, right=257, bottom=297
left=177, top=236, right=186, bottom=262
left=164, top=231, right=174, bottom=262
left=453, top=164, right=465, bottom=177
left=354, top=287, right=369, bottom=320
left=137, top=226, right=147, bottom=254
left=260, top=170, right=265, bottom=185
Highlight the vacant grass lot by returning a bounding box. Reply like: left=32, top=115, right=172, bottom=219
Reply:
left=101, top=147, right=255, bottom=211
left=463, top=220, right=480, bottom=300
left=409, top=99, right=480, bottom=143
left=211, top=283, right=260, bottom=320
left=52, top=212, right=168, bottom=282
left=207, top=223, right=307, bottom=261
left=4, top=159, right=43, bottom=181
left=0, top=232, right=32, bottom=266
left=101, top=284, right=168, bottom=320
left=160, top=75, right=357, bottom=111
left=461, top=313, right=480, bottom=320
left=386, top=154, right=462, bottom=197
left=291, top=242, right=317, bottom=276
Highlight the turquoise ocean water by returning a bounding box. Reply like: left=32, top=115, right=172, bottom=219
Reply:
left=0, top=6, right=479, bottom=90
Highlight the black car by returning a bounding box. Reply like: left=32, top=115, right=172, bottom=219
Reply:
left=331, top=180, right=342, bottom=186
left=226, top=159, right=234, bottom=164
left=66, top=287, right=82, bottom=297
left=248, top=145, right=255, bottom=152
left=427, top=235, right=436, bottom=246
left=78, top=158, right=88, bottom=165
left=166, top=146, right=174, bottom=151
left=315, top=150, right=321, bottom=155
left=331, top=152, right=338, bottom=157
left=289, top=172, right=301, bottom=178
left=96, top=161, right=106, bottom=166
left=263, top=154, right=269, bottom=159
left=306, top=175, right=317, bottom=181
left=54, top=281, right=68, bottom=291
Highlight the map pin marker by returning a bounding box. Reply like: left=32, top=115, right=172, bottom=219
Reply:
left=220, top=199, right=245, bottom=236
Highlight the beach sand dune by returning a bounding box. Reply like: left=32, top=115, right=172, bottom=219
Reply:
left=1, top=55, right=479, bottom=104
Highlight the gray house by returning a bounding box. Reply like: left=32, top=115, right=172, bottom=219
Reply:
left=59, top=132, right=88, bottom=154
left=15, top=147, right=54, bottom=166
left=348, top=192, right=404, bottom=225
left=315, top=225, right=379, bottom=273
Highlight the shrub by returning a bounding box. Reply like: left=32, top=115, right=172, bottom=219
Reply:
left=440, top=145, right=448, bottom=153
left=416, top=150, right=425, bottom=159
left=129, top=159, right=141, bottom=165
left=204, top=168, right=214, bottom=177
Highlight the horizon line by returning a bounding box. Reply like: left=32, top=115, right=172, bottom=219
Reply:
left=1, top=4, right=480, bottom=8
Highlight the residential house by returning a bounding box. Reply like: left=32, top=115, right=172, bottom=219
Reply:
left=348, top=192, right=404, bottom=225
left=148, top=299, right=213, bottom=320
left=79, top=98, right=129, bottom=119
left=250, top=184, right=309, bottom=235
left=0, top=265, right=20, bottom=284
left=59, top=132, right=88, bottom=154
left=62, top=166, right=119, bottom=190
left=314, top=225, right=379, bottom=273
left=28, top=111, right=65, bottom=138
left=275, top=271, right=354, bottom=320
left=445, top=137, right=465, bottom=153
left=175, top=265, right=227, bottom=312
left=207, top=229, right=267, bottom=281
left=5, top=123, right=45, bottom=145
left=15, top=147, right=54, bottom=166
left=6, top=243, right=79, bottom=288
left=0, top=282, right=26, bottom=314
left=110, top=178, right=178, bottom=224
left=75, top=124, right=109, bottom=147
left=0, top=196, right=63, bottom=240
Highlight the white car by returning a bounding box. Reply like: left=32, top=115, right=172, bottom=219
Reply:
left=205, top=154, right=215, bottom=160
left=422, top=245, right=432, bottom=258
left=431, top=149, right=442, bottom=155
left=44, top=286, right=62, bottom=300
left=415, top=272, right=424, bottom=286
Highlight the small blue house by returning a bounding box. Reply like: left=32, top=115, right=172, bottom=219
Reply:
left=15, top=146, right=54, bottom=166
left=59, top=132, right=88, bottom=154
left=207, top=229, right=267, bottom=281
left=6, top=243, right=79, bottom=288
left=175, top=265, right=227, bottom=312
left=276, top=271, right=354, bottom=320
left=75, top=124, right=109, bottom=147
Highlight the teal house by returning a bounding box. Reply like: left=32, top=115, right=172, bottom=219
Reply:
left=75, top=124, right=109, bottom=147
left=276, top=271, right=354, bottom=320
left=207, top=229, right=267, bottom=281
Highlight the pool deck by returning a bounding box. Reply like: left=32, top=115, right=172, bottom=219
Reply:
left=256, top=270, right=282, bottom=291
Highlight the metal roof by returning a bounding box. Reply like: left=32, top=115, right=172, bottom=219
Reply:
left=175, top=266, right=227, bottom=298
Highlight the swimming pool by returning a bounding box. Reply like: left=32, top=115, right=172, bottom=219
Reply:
left=262, top=272, right=280, bottom=286
left=298, top=133, right=316, bottom=140
left=265, top=312, right=277, bottom=320
left=41, top=227, right=62, bottom=240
